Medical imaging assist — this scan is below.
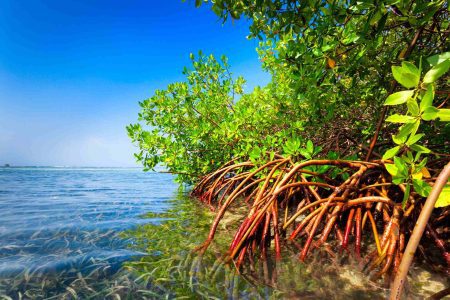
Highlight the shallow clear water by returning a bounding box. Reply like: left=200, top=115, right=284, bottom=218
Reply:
left=0, top=167, right=447, bottom=299
left=0, top=167, right=176, bottom=280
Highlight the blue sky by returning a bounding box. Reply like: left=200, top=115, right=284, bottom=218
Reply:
left=0, top=0, right=269, bottom=167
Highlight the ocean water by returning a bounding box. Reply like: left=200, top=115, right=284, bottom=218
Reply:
left=0, top=168, right=177, bottom=290
left=0, top=167, right=447, bottom=299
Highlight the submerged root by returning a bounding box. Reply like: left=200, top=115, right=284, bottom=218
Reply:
left=191, top=156, right=450, bottom=281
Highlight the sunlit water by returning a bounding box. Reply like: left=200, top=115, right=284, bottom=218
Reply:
left=0, top=168, right=177, bottom=295
left=0, top=167, right=446, bottom=299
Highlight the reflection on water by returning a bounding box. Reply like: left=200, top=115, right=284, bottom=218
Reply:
left=123, top=196, right=389, bottom=299
left=0, top=168, right=446, bottom=299
left=0, top=167, right=176, bottom=298
left=123, top=196, right=448, bottom=299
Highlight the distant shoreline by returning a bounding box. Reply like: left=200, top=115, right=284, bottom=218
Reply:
left=0, top=166, right=171, bottom=172
left=0, top=166, right=142, bottom=169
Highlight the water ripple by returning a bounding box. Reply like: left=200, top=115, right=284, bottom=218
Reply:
left=0, top=167, right=176, bottom=278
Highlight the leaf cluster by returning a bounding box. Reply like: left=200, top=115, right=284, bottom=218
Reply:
left=383, top=53, right=450, bottom=207
left=129, top=0, right=449, bottom=190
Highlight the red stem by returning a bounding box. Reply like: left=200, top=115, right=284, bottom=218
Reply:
left=355, top=207, right=362, bottom=258
left=342, top=208, right=355, bottom=250
left=272, top=205, right=281, bottom=260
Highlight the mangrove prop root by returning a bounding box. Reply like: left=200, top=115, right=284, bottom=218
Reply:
left=191, top=157, right=450, bottom=289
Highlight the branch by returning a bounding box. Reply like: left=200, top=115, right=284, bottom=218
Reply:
left=365, top=26, right=424, bottom=161
left=389, top=161, right=450, bottom=300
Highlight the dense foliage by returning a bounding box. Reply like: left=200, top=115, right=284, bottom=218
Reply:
left=129, top=0, right=449, bottom=184
left=128, top=0, right=450, bottom=297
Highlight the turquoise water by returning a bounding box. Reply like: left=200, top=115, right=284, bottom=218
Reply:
left=0, top=167, right=178, bottom=296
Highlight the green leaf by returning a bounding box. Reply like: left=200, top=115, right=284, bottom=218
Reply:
left=435, top=186, right=450, bottom=208
left=386, top=158, right=408, bottom=185
left=419, top=85, right=434, bottom=112
left=407, top=99, right=420, bottom=116
left=396, top=121, right=420, bottom=139
left=406, top=133, right=424, bottom=146
left=394, top=156, right=408, bottom=176
left=409, top=144, right=431, bottom=154
left=392, top=133, right=407, bottom=145
left=402, top=61, right=420, bottom=85
left=384, top=90, right=414, bottom=105
left=427, top=52, right=450, bottom=66
left=299, top=148, right=312, bottom=159
left=386, top=114, right=416, bottom=123
left=402, top=183, right=410, bottom=209
left=416, top=157, right=428, bottom=170
left=313, top=146, right=323, bottom=156
left=385, top=163, right=398, bottom=177
left=392, top=64, right=420, bottom=88
left=421, top=106, right=439, bottom=121
left=423, top=59, right=450, bottom=84
left=249, top=146, right=261, bottom=159
left=306, top=140, right=314, bottom=154
left=383, top=146, right=400, bottom=160
left=392, top=177, right=404, bottom=185
left=404, top=151, right=414, bottom=163
left=437, top=109, right=450, bottom=121
left=327, top=151, right=339, bottom=160
left=412, top=179, right=432, bottom=197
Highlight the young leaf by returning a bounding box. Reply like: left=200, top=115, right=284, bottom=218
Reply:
left=385, top=163, right=399, bottom=177
left=423, top=59, right=450, bottom=84
left=393, top=177, right=405, bottom=185
left=313, top=146, right=323, bottom=156
left=306, top=140, right=314, bottom=154
left=416, top=156, right=427, bottom=167
left=402, top=61, right=420, bottom=76
left=386, top=114, right=416, bottom=123
left=298, top=148, right=312, bottom=159
left=249, top=146, right=261, bottom=159
left=384, top=90, right=414, bottom=105
left=412, top=179, right=432, bottom=197
left=421, top=106, right=439, bottom=121
left=392, top=133, right=408, bottom=145
left=406, top=99, right=420, bottom=116
left=406, top=133, right=424, bottom=146
left=434, top=186, right=450, bottom=208
left=405, top=151, right=414, bottom=163
left=402, top=183, right=411, bottom=209
left=401, top=61, right=420, bottom=86
left=427, top=52, right=450, bottom=66
left=396, top=121, right=419, bottom=139
left=383, top=146, right=400, bottom=160
left=392, top=64, right=419, bottom=88
left=269, top=151, right=275, bottom=161
left=409, top=144, right=431, bottom=154
left=419, top=85, right=434, bottom=112
left=437, top=109, right=450, bottom=121
left=412, top=170, right=423, bottom=180
left=394, top=156, right=408, bottom=176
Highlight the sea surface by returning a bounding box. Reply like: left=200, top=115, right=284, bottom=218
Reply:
left=0, top=167, right=446, bottom=299
left=0, top=167, right=179, bottom=297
